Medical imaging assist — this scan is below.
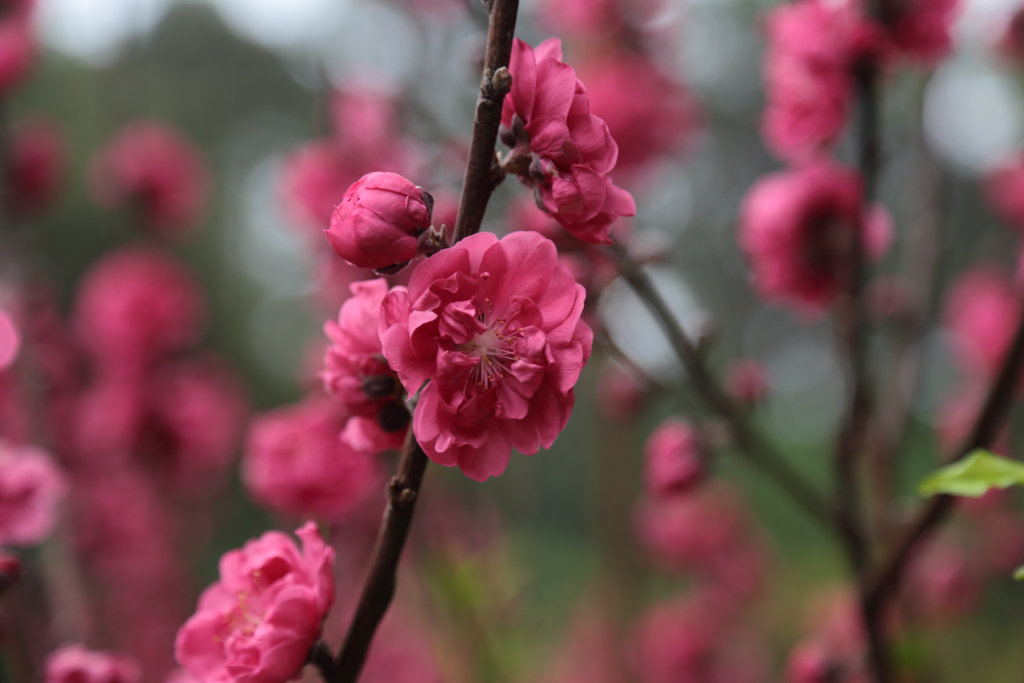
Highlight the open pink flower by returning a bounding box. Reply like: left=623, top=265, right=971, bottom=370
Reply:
left=73, top=247, right=205, bottom=372
left=175, top=522, right=334, bottom=683
left=500, top=38, right=635, bottom=245
left=761, top=0, right=877, bottom=161
left=643, top=418, right=705, bottom=497
left=380, top=231, right=593, bottom=481
left=5, top=118, right=63, bottom=218
left=0, top=306, right=19, bottom=370
left=943, top=266, right=1019, bottom=378
left=89, top=121, right=210, bottom=237
left=46, top=645, right=140, bottom=683
left=0, top=443, right=67, bottom=547
left=738, top=161, right=891, bottom=312
left=242, top=399, right=382, bottom=521
left=323, top=278, right=409, bottom=435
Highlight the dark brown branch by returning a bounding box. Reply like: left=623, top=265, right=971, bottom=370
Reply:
left=330, top=431, right=429, bottom=682
left=451, top=0, right=520, bottom=243
left=835, top=52, right=891, bottom=683
left=867, top=300, right=1024, bottom=609
left=613, top=247, right=841, bottom=535
left=328, top=2, right=520, bottom=679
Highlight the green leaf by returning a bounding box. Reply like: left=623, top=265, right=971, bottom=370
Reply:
left=1014, top=565, right=1024, bottom=581
left=918, top=450, right=1024, bottom=498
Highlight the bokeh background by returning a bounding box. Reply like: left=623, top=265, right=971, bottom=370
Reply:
left=8, top=0, right=1024, bottom=680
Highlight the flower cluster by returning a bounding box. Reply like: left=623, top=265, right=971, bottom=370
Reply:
left=175, top=523, right=335, bottom=683
left=500, top=38, right=635, bottom=245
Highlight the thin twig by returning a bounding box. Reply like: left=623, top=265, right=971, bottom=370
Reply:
left=612, top=246, right=841, bottom=534
left=451, top=0, right=519, bottom=243
left=327, top=2, right=520, bottom=679
left=868, top=301, right=1024, bottom=608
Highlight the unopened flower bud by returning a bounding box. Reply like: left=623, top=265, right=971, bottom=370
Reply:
left=643, top=417, right=705, bottom=496
left=325, top=172, right=433, bottom=272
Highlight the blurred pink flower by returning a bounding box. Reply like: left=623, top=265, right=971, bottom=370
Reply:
left=761, top=0, right=876, bottom=161
left=45, top=645, right=140, bottom=683
left=4, top=118, right=63, bottom=218
left=0, top=17, right=33, bottom=96
left=643, top=417, right=705, bottom=497
left=738, top=161, right=891, bottom=313
left=0, top=306, right=19, bottom=370
left=943, top=266, right=1019, bottom=378
left=143, top=353, right=248, bottom=491
left=281, top=87, right=412, bottom=233
left=89, top=121, right=210, bottom=236
left=538, top=608, right=625, bottom=683
left=630, top=595, right=770, bottom=683
left=725, top=359, right=769, bottom=404
left=998, top=5, right=1024, bottom=59
left=0, top=443, right=67, bottom=546
left=242, top=399, right=382, bottom=521
left=500, top=38, right=635, bottom=245
left=379, top=231, right=593, bottom=481
left=595, top=359, right=648, bottom=419
left=984, top=155, right=1024, bottom=231
left=786, top=640, right=866, bottom=683
left=887, top=0, right=960, bottom=64
left=175, top=522, right=335, bottom=683
left=324, top=172, right=432, bottom=271
left=323, top=278, right=409, bottom=436
left=903, top=538, right=982, bottom=623
left=580, top=53, right=697, bottom=172
left=73, top=247, right=205, bottom=372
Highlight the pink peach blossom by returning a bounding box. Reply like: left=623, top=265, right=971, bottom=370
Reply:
left=45, top=645, right=140, bottom=683
left=738, top=161, right=891, bottom=312
left=943, top=266, right=1019, bottom=378
left=761, top=0, right=876, bottom=161
left=579, top=54, right=696, bottom=172
left=630, top=596, right=770, bottom=683
left=379, top=231, right=593, bottom=481
left=887, top=0, right=960, bottom=64
left=0, top=443, right=67, bottom=546
left=903, top=538, right=982, bottom=623
left=144, top=354, right=249, bottom=491
left=726, top=359, right=769, bottom=404
left=325, top=172, right=432, bottom=271
left=786, top=640, right=866, bottom=683
left=0, top=306, right=19, bottom=370
left=500, top=38, right=635, bottom=244
left=280, top=87, right=412, bottom=233
left=89, top=121, right=210, bottom=236
left=73, top=247, right=205, bottom=371
left=323, top=278, right=408, bottom=435
left=242, top=399, right=382, bottom=521
left=595, top=359, right=648, bottom=419
left=0, top=17, right=33, bottom=96
left=4, top=118, right=63, bottom=218
left=174, top=522, right=335, bottom=683
left=984, top=155, right=1024, bottom=232
left=643, top=417, right=705, bottom=497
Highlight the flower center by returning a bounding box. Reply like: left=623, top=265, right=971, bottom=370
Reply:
left=458, top=315, right=523, bottom=391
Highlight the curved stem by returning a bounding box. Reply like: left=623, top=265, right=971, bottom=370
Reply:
left=613, top=248, right=841, bottom=535
left=868, top=300, right=1024, bottom=609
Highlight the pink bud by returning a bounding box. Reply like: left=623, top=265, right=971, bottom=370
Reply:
left=726, top=359, right=768, bottom=404
left=325, top=172, right=432, bottom=271
left=643, top=417, right=705, bottom=496
left=786, top=641, right=847, bottom=683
